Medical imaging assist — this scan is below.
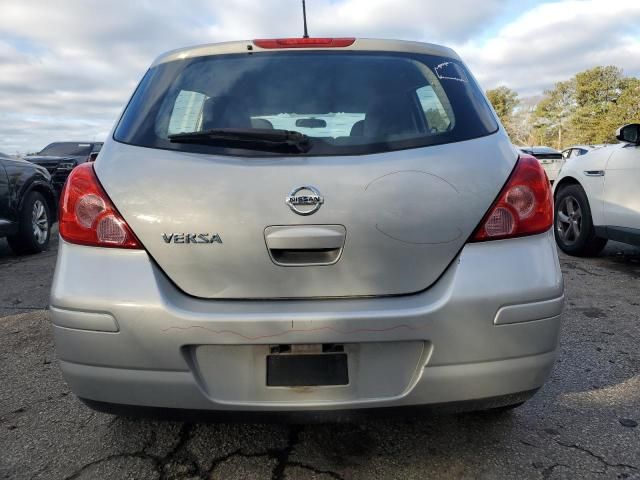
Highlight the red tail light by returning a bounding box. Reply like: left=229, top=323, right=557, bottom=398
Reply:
left=472, top=154, right=553, bottom=241
left=59, top=163, right=142, bottom=249
left=253, top=38, right=355, bottom=49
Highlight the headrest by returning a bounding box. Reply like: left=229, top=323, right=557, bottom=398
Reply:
left=363, top=93, right=418, bottom=138
left=350, top=120, right=364, bottom=136
left=201, top=95, right=251, bottom=130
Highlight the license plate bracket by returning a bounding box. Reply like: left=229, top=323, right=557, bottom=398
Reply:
left=266, top=353, right=348, bottom=387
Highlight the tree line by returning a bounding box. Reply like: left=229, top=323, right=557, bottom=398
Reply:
left=486, top=66, right=640, bottom=149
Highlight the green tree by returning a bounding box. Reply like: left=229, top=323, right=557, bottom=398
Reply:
left=496, top=66, right=639, bottom=148
left=616, top=77, right=640, bottom=121
left=532, top=79, right=576, bottom=149
left=486, top=86, right=520, bottom=140
left=595, top=76, right=640, bottom=142
left=571, top=66, right=627, bottom=144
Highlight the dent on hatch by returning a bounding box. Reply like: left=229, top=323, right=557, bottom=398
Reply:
left=365, top=170, right=463, bottom=245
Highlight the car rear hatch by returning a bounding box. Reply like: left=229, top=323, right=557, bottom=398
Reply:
left=534, top=153, right=563, bottom=164
left=97, top=39, right=516, bottom=299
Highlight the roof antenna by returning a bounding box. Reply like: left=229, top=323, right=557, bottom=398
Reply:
left=302, top=0, right=309, bottom=38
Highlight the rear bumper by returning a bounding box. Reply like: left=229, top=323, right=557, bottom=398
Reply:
left=79, top=389, right=539, bottom=422
left=60, top=352, right=554, bottom=411
left=541, top=163, right=561, bottom=182
left=50, top=230, right=564, bottom=412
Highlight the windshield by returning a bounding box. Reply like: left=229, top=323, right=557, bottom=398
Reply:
left=38, top=142, right=93, bottom=156
left=114, top=51, right=498, bottom=156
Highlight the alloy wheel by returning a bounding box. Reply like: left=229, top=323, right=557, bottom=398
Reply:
left=32, top=199, right=49, bottom=245
left=556, top=195, right=582, bottom=245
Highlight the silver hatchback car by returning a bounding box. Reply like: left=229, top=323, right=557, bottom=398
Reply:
left=51, top=38, right=563, bottom=416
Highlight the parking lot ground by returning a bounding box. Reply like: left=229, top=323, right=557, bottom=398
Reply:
left=1, top=234, right=639, bottom=480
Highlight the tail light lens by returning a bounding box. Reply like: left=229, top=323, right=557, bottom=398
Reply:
left=253, top=38, right=355, bottom=49
left=59, top=163, right=142, bottom=249
left=472, top=154, right=553, bottom=241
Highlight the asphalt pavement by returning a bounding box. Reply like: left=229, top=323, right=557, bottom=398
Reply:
left=1, top=231, right=639, bottom=479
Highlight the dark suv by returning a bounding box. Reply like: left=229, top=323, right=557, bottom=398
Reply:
left=1, top=152, right=57, bottom=254
left=25, top=142, right=103, bottom=195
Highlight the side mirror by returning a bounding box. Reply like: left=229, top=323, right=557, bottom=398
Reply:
left=616, top=124, right=640, bottom=145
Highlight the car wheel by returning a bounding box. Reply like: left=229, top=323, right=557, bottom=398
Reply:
left=489, top=401, right=525, bottom=412
left=473, top=401, right=526, bottom=416
left=554, top=184, right=607, bottom=257
left=7, top=191, right=52, bottom=255
left=465, top=400, right=527, bottom=418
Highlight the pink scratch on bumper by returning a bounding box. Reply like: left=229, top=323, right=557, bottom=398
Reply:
left=160, top=323, right=424, bottom=341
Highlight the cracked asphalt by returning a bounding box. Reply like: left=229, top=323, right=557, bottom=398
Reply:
left=1, top=229, right=639, bottom=479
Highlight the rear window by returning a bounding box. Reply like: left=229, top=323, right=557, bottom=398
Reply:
left=38, top=143, right=93, bottom=156
left=114, top=51, right=498, bottom=156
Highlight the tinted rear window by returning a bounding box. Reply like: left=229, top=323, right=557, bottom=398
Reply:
left=39, top=142, right=93, bottom=156
left=114, top=51, right=498, bottom=156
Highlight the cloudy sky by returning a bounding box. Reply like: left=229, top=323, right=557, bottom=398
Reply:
left=1, top=0, right=639, bottom=154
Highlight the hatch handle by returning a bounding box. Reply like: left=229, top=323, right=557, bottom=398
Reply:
left=264, top=225, right=346, bottom=266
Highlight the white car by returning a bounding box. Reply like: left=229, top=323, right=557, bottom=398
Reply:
left=560, top=145, right=602, bottom=160
left=553, top=124, right=640, bottom=256
left=519, top=146, right=563, bottom=182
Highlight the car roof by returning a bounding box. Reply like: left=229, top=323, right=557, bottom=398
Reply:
left=44, top=141, right=102, bottom=145
left=519, top=146, right=561, bottom=154
left=565, top=145, right=595, bottom=150
left=152, top=38, right=460, bottom=67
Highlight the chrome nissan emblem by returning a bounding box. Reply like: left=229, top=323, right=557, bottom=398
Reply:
left=285, top=186, right=324, bottom=216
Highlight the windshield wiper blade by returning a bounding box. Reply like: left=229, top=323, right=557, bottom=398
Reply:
left=169, top=128, right=312, bottom=153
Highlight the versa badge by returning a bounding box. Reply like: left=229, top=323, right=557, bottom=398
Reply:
left=162, top=233, right=222, bottom=244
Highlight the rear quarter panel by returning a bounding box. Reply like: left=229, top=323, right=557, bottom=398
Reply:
left=555, top=146, right=619, bottom=226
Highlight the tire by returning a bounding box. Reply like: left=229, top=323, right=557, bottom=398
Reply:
left=554, top=184, right=607, bottom=257
left=7, top=191, right=52, bottom=255
left=487, top=401, right=525, bottom=413
left=459, top=401, right=527, bottom=420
